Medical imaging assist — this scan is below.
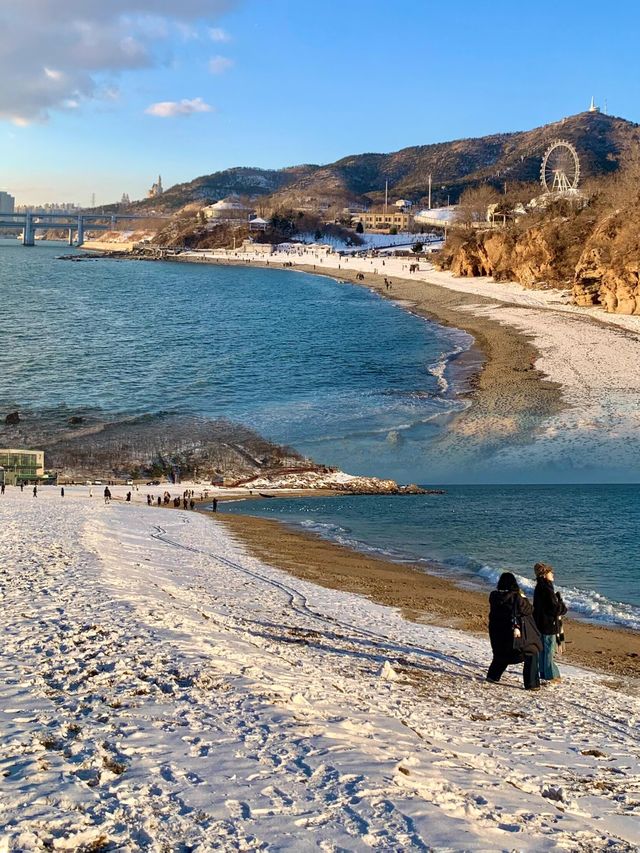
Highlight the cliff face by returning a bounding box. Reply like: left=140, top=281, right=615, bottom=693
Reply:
left=440, top=206, right=640, bottom=314
left=573, top=210, right=640, bottom=314
left=442, top=216, right=585, bottom=289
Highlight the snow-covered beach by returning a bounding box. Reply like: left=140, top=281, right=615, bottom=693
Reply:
left=1, top=487, right=639, bottom=850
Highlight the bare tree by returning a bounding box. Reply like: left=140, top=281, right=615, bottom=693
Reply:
left=456, top=185, right=500, bottom=227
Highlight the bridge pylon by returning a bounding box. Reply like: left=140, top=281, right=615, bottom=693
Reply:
left=23, top=212, right=35, bottom=246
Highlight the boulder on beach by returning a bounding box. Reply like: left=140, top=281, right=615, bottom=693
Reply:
left=5, top=411, right=20, bottom=426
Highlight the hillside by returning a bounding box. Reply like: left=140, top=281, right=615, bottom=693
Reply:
left=131, top=111, right=639, bottom=213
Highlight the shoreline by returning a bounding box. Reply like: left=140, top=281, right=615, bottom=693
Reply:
left=82, top=244, right=567, bottom=462
left=163, top=252, right=566, bottom=455
left=217, top=510, right=640, bottom=682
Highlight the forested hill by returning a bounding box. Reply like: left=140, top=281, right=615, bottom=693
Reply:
left=132, top=111, right=639, bottom=213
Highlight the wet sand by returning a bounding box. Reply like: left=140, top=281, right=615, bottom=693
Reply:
left=219, top=512, right=640, bottom=682
left=291, top=263, right=564, bottom=457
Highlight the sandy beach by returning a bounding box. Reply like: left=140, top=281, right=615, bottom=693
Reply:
left=218, top=511, right=640, bottom=681
left=1, top=486, right=639, bottom=850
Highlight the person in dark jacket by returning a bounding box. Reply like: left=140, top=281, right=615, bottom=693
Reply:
left=533, top=562, right=567, bottom=683
left=487, top=572, right=541, bottom=691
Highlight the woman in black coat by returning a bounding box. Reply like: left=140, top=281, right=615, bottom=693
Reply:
left=533, top=562, right=567, bottom=682
left=487, top=572, right=541, bottom=691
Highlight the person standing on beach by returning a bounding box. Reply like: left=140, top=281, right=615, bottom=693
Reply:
left=60, top=487, right=65, bottom=498
left=212, top=497, right=218, bottom=513
left=487, top=572, right=542, bottom=691
left=1, top=482, right=4, bottom=495
left=20, top=482, right=24, bottom=492
left=33, top=485, right=37, bottom=497
left=533, top=562, right=567, bottom=683
left=104, top=486, right=111, bottom=504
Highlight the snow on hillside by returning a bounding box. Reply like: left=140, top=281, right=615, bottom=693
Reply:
left=0, top=488, right=639, bottom=850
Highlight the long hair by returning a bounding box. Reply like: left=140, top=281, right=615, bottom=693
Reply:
left=497, top=571, right=519, bottom=592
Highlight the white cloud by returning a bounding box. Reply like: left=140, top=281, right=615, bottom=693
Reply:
left=209, top=27, right=231, bottom=42
left=145, top=97, right=213, bottom=117
left=208, top=55, right=234, bottom=75
left=0, top=2, right=239, bottom=124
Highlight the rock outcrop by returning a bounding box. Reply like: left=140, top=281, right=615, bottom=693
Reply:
left=237, top=470, right=436, bottom=495
left=440, top=218, right=582, bottom=290
left=573, top=211, right=640, bottom=314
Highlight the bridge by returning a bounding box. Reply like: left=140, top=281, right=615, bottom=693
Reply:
left=0, top=211, right=167, bottom=246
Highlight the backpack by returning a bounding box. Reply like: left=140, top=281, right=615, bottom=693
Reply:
left=513, top=597, right=543, bottom=655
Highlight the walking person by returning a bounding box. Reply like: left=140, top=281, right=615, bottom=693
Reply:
left=533, top=562, right=567, bottom=684
left=487, top=572, right=542, bottom=691
left=60, top=486, right=65, bottom=498
left=33, top=485, right=38, bottom=497
left=104, top=486, right=111, bottom=504
left=212, top=497, right=218, bottom=513
left=1, top=482, right=5, bottom=495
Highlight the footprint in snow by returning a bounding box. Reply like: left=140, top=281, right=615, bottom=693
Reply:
left=225, top=799, right=252, bottom=820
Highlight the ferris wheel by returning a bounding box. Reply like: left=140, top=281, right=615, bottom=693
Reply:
left=540, top=139, right=581, bottom=194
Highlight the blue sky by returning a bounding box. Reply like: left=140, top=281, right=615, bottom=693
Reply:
left=2, top=0, right=639, bottom=205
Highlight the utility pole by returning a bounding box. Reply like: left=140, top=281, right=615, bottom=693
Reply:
left=428, top=174, right=432, bottom=210
left=384, top=180, right=388, bottom=214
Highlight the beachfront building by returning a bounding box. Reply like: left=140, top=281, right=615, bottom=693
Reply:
left=0, top=448, right=45, bottom=485
left=353, top=209, right=414, bottom=232
left=248, top=216, right=269, bottom=231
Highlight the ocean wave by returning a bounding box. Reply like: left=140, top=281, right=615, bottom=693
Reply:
left=475, top=563, right=640, bottom=632
left=289, top=521, right=640, bottom=633
left=427, top=342, right=468, bottom=396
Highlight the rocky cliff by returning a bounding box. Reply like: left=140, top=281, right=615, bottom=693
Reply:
left=440, top=211, right=589, bottom=289
left=572, top=210, right=640, bottom=314
left=439, top=202, right=640, bottom=314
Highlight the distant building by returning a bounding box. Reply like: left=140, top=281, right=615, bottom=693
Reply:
left=0, top=449, right=45, bottom=485
left=16, top=202, right=80, bottom=214
left=0, top=191, right=16, bottom=214
left=394, top=199, right=413, bottom=210
left=203, top=196, right=254, bottom=221
left=588, top=96, right=600, bottom=114
left=147, top=175, right=164, bottom=198
left=353, top=209, right=414, bottom=232
left=248, top=216, right=269, bottom=231
left=120, top=193, right=131, bottom=205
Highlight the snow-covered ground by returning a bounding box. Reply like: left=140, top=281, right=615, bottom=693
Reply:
left=1, top=487, right=639, bottom=851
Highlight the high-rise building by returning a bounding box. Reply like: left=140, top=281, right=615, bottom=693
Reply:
left=0, top=191, right=15, bottom=214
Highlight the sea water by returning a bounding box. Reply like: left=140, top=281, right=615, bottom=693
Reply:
left=222, top=485, right=640, bottom=631
left=0, top=241, right=469, bottom=483
left=2, top=241, right=638, bottom=625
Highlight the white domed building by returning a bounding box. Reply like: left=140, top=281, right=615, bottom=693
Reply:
left=202, top=196, right=254, bottom=222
